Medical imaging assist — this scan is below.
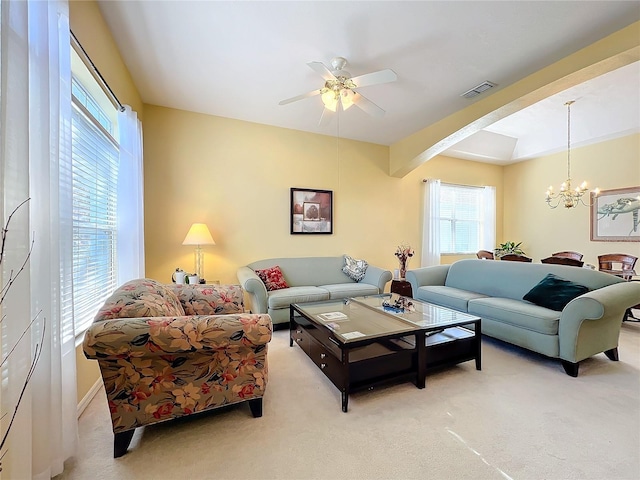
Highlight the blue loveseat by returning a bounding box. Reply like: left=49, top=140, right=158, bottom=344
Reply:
left=237, top=256, right=392, bottom=325
left=406, top=259, right=640, bottom=376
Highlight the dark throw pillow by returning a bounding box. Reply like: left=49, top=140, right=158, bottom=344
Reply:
left=523, top=273, right=590, bottom=311
left=342, top=255, right=369, bottom=282
left=255, top=265, right=289, bottom=291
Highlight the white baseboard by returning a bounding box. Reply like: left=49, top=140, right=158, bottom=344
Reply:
left=77, top=379, right=102, bottom=417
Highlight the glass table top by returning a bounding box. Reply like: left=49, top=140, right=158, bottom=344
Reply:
left=352, top=293, right=479, bottom=329
left=292, top=294, right=479, bottom=343
left=291, top=298, right=418, bottom=344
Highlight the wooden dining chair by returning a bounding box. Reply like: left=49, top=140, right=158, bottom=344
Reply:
left=541, top=256, right=584, bottom=267
left=552, top=251, right=584, bottom=261
left=598, top=253, right=637, bottom=280
left=476, top=250, right=495, bottom=260
left=598, top=254, right=639, bottom=322
left=500, top=254, right=533, bottom=262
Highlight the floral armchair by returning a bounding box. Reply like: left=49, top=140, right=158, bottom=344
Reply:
left=82, top=279, right=272, bottom=457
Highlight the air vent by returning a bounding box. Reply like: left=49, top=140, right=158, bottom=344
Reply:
left=460, top=81, right=497, bottom=99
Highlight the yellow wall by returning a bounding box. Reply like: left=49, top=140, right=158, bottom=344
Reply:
left=143, top=105, right=504, bottom=283
left=503, top=133, right=640, bottom=266
left=69, top=0, right=144, bottom=405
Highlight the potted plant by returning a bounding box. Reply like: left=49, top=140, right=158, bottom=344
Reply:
left=494, top=241, right=525, bottom=259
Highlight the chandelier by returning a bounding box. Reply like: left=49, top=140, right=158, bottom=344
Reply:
left=545, top=100, right=599, bottom=209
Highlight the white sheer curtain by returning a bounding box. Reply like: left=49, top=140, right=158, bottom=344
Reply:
left=420, top=179, right=441, bottom=267
left=482, top=186, right=496, bottom=251
left=117, top=105, right=145, bottom=283
left=0, top=1, right=77, bottom=478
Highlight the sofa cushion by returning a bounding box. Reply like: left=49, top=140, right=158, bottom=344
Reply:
left=342, top=255, right=368, bottom=282
left=255, top=265, right=289, bottom=291
left=321, top=283, right=379, bottom=299
left=469, top=297, right=560, bottom=335
left=94, top=278, right=186, bottom=321
left=268, top=286, right=330, bottom=309
left=414, top=285, right=489, bottom=312
left=523, top=273, right=590, bottom=311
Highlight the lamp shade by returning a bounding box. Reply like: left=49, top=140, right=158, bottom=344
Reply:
left=182, top=223, right=215, bottom=246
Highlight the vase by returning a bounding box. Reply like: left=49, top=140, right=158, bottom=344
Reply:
left=399, top=258, right=409, bottom=279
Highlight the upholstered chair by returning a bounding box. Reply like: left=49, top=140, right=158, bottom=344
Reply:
left=83, top=279, right=272, bottom=457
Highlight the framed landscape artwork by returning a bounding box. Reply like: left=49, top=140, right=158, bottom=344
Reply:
left=290, top=187, right=333, bottom=234
left=590, top=186, right=640, bottom=242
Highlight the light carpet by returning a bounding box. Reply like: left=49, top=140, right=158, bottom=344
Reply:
left=57, top=321, right=640, bottom=480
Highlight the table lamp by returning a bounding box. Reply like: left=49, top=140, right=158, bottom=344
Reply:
left=182, top=223, right=215, bottom=281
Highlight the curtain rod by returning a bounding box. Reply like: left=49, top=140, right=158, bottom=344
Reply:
left=70, top=30, right=125, bottom=112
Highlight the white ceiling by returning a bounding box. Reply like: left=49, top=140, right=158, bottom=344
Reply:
left=96, top=1, right=640, bottom=165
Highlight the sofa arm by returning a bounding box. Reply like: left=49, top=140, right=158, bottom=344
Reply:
left=406, top=265, right=450, bottom=294
left=361, top=265, right=393, bottom=292
left=83, top=313, right=273, bottom=360
left=237, top=267, right=268, bottom=314
left=559, top=281, right=640, bottom=362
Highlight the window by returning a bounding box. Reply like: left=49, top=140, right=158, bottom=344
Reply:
left=439, top=184, right=494, bottom=254
left=69, top=69, right=119, bottom=337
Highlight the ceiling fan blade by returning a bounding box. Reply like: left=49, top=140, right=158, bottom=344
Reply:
left=350, top=69, right=397, bottom=88
left=318, top=108, right=334, bottom=127
left=307, top=61, right=336, bottom=81
left=278, top=89, right=321, bottom=106
left=352, top=92, right=386, bottom=117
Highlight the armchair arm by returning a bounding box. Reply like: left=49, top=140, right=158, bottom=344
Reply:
left=405, top=265, right=450, bottom=294
left=237, top=266, right=268, bottom=314
left=83, top=313, right=272, bottom=360
left=361, top=265, right=393, bottom=292
left=559, top=282, right=640, bottom=362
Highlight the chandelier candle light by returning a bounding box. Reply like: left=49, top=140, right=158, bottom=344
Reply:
left=182, top=223, right=215, bottom=282
left=545, top=100, right=599, bottom=209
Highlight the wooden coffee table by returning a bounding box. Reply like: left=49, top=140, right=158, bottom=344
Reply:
left=290, top=294, right=481, bottom=412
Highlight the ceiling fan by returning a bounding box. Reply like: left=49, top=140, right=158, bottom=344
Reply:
left=279, top=57, right=397, bottom=124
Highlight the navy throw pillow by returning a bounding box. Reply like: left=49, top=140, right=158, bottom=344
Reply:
left=523, top=273, right=590, bottom=311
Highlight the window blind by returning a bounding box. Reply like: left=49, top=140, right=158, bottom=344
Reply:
left=70, top=101, right=119, bottom=335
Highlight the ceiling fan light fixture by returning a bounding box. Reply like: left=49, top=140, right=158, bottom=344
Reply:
left=321, top=89, right=338, bottom=112
left=340, top=89, right=355, bottom=110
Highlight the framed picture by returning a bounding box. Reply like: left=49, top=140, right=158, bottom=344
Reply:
left=590, top=186, right=640, bottom=242
left=290, top=188, right=333, bottom=234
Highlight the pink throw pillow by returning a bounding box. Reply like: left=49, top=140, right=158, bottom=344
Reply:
left=255, top=266, right=288, bottom=291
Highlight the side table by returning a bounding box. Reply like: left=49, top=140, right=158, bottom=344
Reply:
left=391, top=279, right=413, bottom=298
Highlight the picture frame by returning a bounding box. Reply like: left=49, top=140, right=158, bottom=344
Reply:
left=590, top=186, right=640, bottom=242
left=290, top=188, right=333, bottom=234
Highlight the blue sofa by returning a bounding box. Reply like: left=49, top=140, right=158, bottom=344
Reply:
left=406, top=259, right=640, bottom=376
left=237, top=256, right=392, bottom=325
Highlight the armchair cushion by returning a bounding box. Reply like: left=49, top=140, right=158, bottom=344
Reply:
left=169, top=284, right=244, bottom=315
left=94, top=278, right=185, bottom=321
